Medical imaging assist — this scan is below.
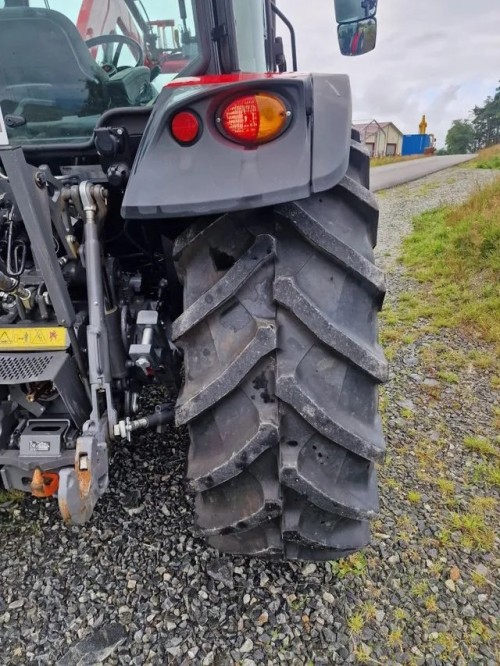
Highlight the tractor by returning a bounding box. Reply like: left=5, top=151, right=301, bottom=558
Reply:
left=0, top=0, right=386, bottom=561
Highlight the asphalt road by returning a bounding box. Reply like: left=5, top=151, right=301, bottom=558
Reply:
left=371, top=154, right=476, bottom=191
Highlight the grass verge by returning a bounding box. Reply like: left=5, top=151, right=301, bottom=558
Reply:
left=380, top=177, right=500, bottom=501
left=399, top=178, right=500, bottom=347
left=471, top=144, right=500, bottom=170
left=371, top=154, right=426, bottom=168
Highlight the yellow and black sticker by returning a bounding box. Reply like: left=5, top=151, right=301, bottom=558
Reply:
left=0, top=327, right=69, bottom=351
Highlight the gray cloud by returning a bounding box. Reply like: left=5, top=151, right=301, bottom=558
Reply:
left=282, top=0, right=499, bottom=146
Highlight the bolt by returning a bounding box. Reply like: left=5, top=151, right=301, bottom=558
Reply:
left=34, top=172, right=47, bottom=189
left=135, top=357, right=151, bottom=373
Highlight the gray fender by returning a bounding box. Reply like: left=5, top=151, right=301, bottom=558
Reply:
left=122, top=73, right=352, bottom=219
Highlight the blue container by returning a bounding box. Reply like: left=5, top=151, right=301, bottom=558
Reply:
left=402, top=134, right=431, bottom=156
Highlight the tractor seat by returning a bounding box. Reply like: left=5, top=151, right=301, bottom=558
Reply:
left=0, top=7, right=110, bottom=122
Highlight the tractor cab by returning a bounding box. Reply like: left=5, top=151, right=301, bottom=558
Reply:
left=0, top=0, right=202, bottom=145
left=0, top=0, right=378, bottom=148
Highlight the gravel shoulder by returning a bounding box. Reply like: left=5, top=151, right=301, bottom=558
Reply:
left=1, top=167, right=499, bottom=666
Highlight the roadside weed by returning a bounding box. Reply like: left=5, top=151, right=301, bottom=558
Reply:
left=348, top=613, right=365, bottom=635
left=473, top=462, right=500, bottom=487
left=331, top=552, right=368, bottom=579
left=464, top=436, right=498, bottom=458
left=449, top=512, right=495, bottom=550
left=407, top=491, right=422, bottom=504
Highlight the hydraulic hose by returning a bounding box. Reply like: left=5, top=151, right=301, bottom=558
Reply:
left=0, top=270, right=17, bottom=293
left=0, top=268, right=29, bottom=300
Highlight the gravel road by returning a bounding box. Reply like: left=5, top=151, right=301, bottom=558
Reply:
left=1, top=167, right=499, bottom=666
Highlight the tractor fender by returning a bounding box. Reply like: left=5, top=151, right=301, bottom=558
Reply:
left=122, top=73, right=352, bottom=219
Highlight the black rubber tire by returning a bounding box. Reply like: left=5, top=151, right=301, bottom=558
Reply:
left=172, top=133, right=388, bottom=560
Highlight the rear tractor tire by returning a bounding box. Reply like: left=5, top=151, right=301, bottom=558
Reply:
left=172, top=135, right=388, bottom=560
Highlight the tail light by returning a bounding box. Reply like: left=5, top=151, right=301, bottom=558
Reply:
left=216, top=92, right=291, bottom=146
left=171, top=110, right=201, bottom=144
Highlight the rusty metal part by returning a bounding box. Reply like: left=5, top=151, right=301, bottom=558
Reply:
left=30, top=467, right=59, bottom=498
left=58, top=420, right=109, bottom=525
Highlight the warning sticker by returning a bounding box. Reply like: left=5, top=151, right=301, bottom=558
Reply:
left=0, top=327, right=69, bottom=351
left=0, top=105, right=9, bottom=146
left=30, top=441, right=51, bottom=453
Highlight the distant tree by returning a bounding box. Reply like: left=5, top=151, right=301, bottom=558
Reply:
left=472, top=84, right=500, bottom=149
left=444, top=83, right=500, bottom=153
left=445, top=120, right=475, bottom=154
left=435, top=148, right=448, bottom=156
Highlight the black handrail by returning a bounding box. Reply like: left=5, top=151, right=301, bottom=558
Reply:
left=271, top=4, right=297, bottom=72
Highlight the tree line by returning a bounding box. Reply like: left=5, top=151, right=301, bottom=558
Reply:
left=443, top=84, right=500, bottom=154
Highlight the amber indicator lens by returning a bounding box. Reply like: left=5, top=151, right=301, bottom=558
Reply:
left=218, top=93, right=290, bottom=145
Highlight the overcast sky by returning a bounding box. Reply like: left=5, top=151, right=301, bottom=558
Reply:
left=283, top=0, right=499, bottom=146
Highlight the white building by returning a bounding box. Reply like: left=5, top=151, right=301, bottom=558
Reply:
left=353, top=120, right=404, bottom=157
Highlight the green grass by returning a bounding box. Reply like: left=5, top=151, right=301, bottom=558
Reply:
left=393, top=608, right=408, bottom=622
left=464, top=436, right=499, bottom=458
left=449, top=512, right=495, bottom=550
left=400, top=179, right=500, bottom=348
left=437, top=370, right=460, bottom=384
left=407, top=491, right=422, bottom=504
left=347, top=612, right=365, bottom=635
left=467, top=350, right=496, bottom=369
left=410, top=580, right=428, bottom=598
left=472, top=144, right=500, bottom=169
left=387, top=627, right=403, bottom=649
left=477, top=156, right=500, bottom=169
left=436, top=478, right=455, bottom=496
left=470, top=618, right=491, bottom=640
left=331, top=552, right=368, bottom=578
left=470, top=496, right=497, bottom=516
left=400, top=407, right=415, bottom=419
left=361, top=601, right=377, bottom=621
left=0, top=489, right=24, bottom=504
left=424, top=595, right=439, bottom=612
left=473, top=461, right=500, bottom=488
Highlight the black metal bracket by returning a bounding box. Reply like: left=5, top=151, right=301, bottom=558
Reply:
left=212, top=23, right=228, bottom=42
left=271, top=5, right=298, bottom=72
left=94, top=127, right=132, bottom=188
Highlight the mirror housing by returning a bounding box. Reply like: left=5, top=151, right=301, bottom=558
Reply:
left=338, top=18, right=377, bottom=56
left=334, top=0, right=378, bottom=23
left=335, top=1, right=378, bottom=56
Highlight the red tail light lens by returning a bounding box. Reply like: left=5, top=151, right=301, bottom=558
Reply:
left=217, top=93, right=290, bottom=145
left=171, top=110, right=201, bottom=144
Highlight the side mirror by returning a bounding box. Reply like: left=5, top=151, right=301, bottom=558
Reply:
left=338, top=18, right=377, bottom=56
left=334, top=0, right=378, bottom=23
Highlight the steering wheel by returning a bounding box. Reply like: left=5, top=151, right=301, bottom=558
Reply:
left=86, top=34, right=144, bottom=75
